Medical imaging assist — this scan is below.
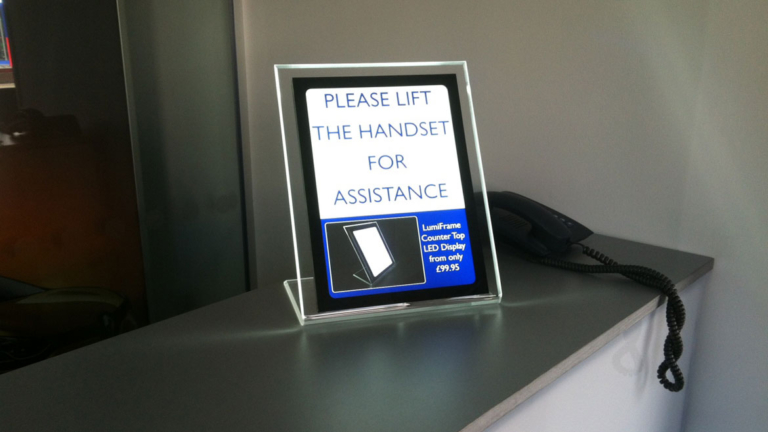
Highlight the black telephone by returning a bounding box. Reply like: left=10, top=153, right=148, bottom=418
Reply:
left=482, top=191, right=687, bottom=392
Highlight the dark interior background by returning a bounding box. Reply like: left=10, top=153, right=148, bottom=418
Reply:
left=0, top=0, right=248, bottom=373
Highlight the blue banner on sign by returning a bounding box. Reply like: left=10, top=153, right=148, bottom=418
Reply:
left=322, top=208, right=476, bottom=298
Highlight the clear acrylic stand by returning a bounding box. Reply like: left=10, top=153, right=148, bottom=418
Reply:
left=284, top=278, right=499, bottom=324
left=276, top=62, right=502, bottom=325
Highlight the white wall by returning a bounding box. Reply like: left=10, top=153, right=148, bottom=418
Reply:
left=487, top=280, right=705, bottom=432
left=237, top=0, right=766, bottom=430
left=678, top=1, right=768, bottom=431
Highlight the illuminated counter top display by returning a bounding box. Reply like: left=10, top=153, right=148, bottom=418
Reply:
left=0, top=235, right=712, bottom=431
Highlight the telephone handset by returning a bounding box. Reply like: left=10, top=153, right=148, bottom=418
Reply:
left=485, top=191, right=593, bottom=256
left=483, top=191, right=687, bottom=392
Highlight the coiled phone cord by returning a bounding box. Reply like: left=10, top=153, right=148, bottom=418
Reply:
left=535, top=244, right=686, bottom=392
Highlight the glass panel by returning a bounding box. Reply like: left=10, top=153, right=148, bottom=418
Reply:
left=117, top=0, right=249, bottom=322
left=0, top=0, right=249, bottom=372
left=0, top=0, right=146, bottom=372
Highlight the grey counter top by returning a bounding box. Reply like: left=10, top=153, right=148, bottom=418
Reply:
left=0, top=235, right=713, bottom=432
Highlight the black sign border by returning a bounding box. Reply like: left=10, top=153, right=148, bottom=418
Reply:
left=293, top=74, right=488, bottom=312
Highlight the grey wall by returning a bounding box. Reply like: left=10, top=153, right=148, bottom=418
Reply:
left=237, top=0, right=766, bottom=429
left=238, top=0, right=706, bottom=297
left=120, top=0, right=249, bottom=322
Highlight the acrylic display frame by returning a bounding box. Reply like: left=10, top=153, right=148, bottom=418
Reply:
left=276, top=62, right=502, bottom=325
